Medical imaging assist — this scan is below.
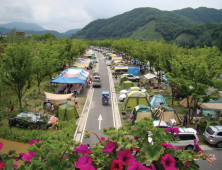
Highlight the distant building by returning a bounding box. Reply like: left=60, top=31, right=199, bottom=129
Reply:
left=0, top=33, right=7, bottom=37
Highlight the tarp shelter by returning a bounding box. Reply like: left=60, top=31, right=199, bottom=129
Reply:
left=144, top=73, right=156, bottom=80
left=55, top=103, right=79, bottom=121
left=50, top=76, right=85, bottom=84
left=44, top=92, right=73, bottom=101
left=197, top=116, right=220, bottom=130
left=156, top=107, right=182, bottom=125
left=199, top=101, right=222, bottom=110
left=180, top=96, right=196, bottom=108
left=73, top=62, right=89, bottom=68
left=112, top=57, right=122, bottom=60
left=131, top=105, right=153, bottom=125
left=119, top=75, right=129, bottom=85
left=127, top=67, right=140, bottom=75
left=150, top=94, right=168, bottom=108
left=123, top=92, right=149, bottom=112
left=114, top=65, right=128, bottom=70
left=202, top=110, right=217, bottom=117
left=123, top=81, right=133, bottom=89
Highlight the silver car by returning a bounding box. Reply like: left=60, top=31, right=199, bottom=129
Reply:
left=203, top=125, right=222, bottom=148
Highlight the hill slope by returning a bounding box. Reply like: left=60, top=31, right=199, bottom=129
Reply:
left=71, top=7, right=222, bottom=40
left=0, top=22, right=46, bottom=31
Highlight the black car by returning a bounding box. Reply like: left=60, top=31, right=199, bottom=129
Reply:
left=9, top=112, right=51, bottom=129
left=174, top=92, right=187, bottom=101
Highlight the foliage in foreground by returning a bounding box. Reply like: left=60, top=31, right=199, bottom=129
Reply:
left=0, top=118, right=214, bottom=170
left=0, top=119, right=76, bottom=143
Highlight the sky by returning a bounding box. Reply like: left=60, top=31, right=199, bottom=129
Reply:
left=0, top=0, right=221, bottom=33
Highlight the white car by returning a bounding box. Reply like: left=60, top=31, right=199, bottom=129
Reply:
left=122, top=74, right=140, bottom=82
left=148, top=127, right=199, bottom=150
left=119, top=87, right=146, bottom=102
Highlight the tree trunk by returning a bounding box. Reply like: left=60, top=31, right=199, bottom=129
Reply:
left=18, top=96, right=22, bottom=111
left=38, top=81, right=41, bottom=93
left=171, top=85, right=174, bottom=105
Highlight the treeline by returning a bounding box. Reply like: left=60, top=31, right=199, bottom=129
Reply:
left=92, top=38, right=222, bottom=121
left=0, top=29, right=89, bottom=109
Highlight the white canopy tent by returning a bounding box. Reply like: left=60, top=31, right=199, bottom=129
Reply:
left=144, top=73, right=157, bottom=79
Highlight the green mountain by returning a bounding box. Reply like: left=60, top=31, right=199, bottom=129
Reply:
left=71, top=7, right=222, bottom=40
left=0, top=22, right=46, bottom=31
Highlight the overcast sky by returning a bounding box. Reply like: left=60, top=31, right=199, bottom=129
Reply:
left=0, top=0, right=221, bottom=33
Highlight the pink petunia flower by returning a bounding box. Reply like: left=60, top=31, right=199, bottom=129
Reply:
left=15, top=153, right=25, bottom=161
left=174, top=146, right=183, bottom=151
left=80, top=165, right=97, bottom=170
left=0, top=142, right=3, bottom=150
left=110, top=160, right=123, bottom=170
left=161, top=154, right=178, bottom=170
left=23, top=151, right=36, bottom=162
left=127, top=162, right=150, bottom=170
left=0, top=161, right=4, bottom=169
left=151, top=163, right=156, bottom=170
left=164, top=127, right=180, bottom=134
left=76, top=155, right=93, bottom=168
left=48, top=116, right=58, bottom=124
left=103, top=141, right=116, bottom=153
left=132, top=148, right=140, bottom=152
left=193, top=139, right=203, bottom=152
left=13, top=164, right=18, bottom=169
left=117, top=150, right=135, bottom=166
left=184, top=161, right=190, bottom=167
left=101, top=137, right=105, bottom=141
left=74, top=144, right=91, bottom=155
left=29, top=139, right=41, bottom=145
left=160, top=143, right=173, bottom=149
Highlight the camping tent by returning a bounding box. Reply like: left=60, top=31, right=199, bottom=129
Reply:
left=131, top=105, right=153, bottom=125
left=199, top=101, right=222, bottom=110
left=123, top=92, right=149, bottom=111
left=55, top=103, right=79, bottom=121
left=156, top=107, right=182, bottom=125
left=127, top=67, right=140, bottom=75
left=202, top=110, right=217, bottom=117
left=150, top=94, right=168, bottom=108
left=115, top=65, right=128, bottom=71
left=180, top=96, right=196, bottom=108
left=144, top=73, right=156, bottom=79
left=119, top=75, right=129, bottom=85
left=197, top=116, right=220, bottom=130
left=123, top=81, right=133, bottom=89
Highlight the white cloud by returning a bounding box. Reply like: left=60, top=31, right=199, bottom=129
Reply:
left=0, top=0, right=221, bottom=32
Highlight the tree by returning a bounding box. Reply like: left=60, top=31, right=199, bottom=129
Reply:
left=0, top=44, right=33, bottom=109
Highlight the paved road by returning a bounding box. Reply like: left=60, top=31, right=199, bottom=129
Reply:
left=82, top=52, right=114, bottom=147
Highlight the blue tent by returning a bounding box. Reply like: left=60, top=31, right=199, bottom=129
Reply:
left=150, top=94, right=168, bottom=108
left=127, top=67, right=140, bottom=75
left=50, top=76, right=85, bottom=84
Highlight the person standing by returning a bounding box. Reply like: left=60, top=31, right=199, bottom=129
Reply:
left=74, top=96, right=78, bottom=108
left=51, top=103, right=54, bottom=114
left=183, top=113, right=188, bottom=127
left=10, top=101, right=14, bottom=112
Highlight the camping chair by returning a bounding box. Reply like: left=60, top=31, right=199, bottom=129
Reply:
left=64, top=87, right=70, bottom=94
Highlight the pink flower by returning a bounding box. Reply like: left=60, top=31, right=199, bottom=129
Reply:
left=133, top=136, right=138, bottom=139
left=132, top=148, right=140, bottom=152
left=74, top=144, right=91, bottom=155
left=48, top=116, right=58, bottom=123
left=29, top=139, right=41, bottom=145
left=0, top=142, right=3, bottom=150
left=76, top=155, right=93, bottom=168
left=15, top=153, right=24, bottom=161
left=174, top=146, right=183, bottom=151
left=151, top=163, right=156, bottom=170
left=101, top=137, right=110, bottom=141
left=160, top=143, right=173, bottom=149
left=13, top=164, right=18, bottom=169
left=127, top=162, right=150, bottom=170
left=117, top=150, right=135, bottom=166
left=23, top=151, right=36, bottom=162
left=209, top=154, right=215, bottom=166
left=161, top=154, right=178, bottom=170
left=184, top=161, right=189, bottom=167
left=80, top=165, right=97, bottom=170
left=103, top=141, right=116, bottom=153
left=164, top=127, right=180, bottom=134
left=0, top=161, right=4, bottom=169
left=110, top=160, right=123, bottom=170
left=193, top=139, right=203, bottom=152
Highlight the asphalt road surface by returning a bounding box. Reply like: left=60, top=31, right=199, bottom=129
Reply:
left=82, top=51, right=114, bottom=147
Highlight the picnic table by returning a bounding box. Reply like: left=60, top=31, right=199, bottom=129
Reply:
left=55, top=84, right=67, bottom=94
left=71, top=84, right=83, bottom=94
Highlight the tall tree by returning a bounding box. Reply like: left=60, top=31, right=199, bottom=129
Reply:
left=0, top=44, right=33, bottom=109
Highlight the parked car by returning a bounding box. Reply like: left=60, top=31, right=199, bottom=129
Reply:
left=122, top=74, right=140, bottom=82
left=8, top=112, right=51, bottom=129
left=119, top=87, right=146, bottom=102
left=148, top=127, right=199, bottom=150
left=203, top=125, right=222, bottom=148
left=153, top=119, right=176, bottom=128
left=92, top=76, right=101, bottom=87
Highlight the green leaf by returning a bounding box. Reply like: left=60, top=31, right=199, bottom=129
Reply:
left=5, top=159, right=13, bottom=170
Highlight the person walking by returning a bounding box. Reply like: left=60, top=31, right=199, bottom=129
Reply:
left=74, top=96, right=78, bottom=108
left=183, top=113, right=188, bottom=127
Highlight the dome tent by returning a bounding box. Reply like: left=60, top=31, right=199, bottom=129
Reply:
left=150, top=94, right=168, bottom=108
left=131, top=105, right=153, bottom=125
left=119, top=75, right=129, bottom=85
left=123, top=91, right=150, bottom=112
left=122, top=81, right=133, bottom=89
left=55, top=103, right=79, bottom=121
left=127, top=67, right=140, bottom=75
